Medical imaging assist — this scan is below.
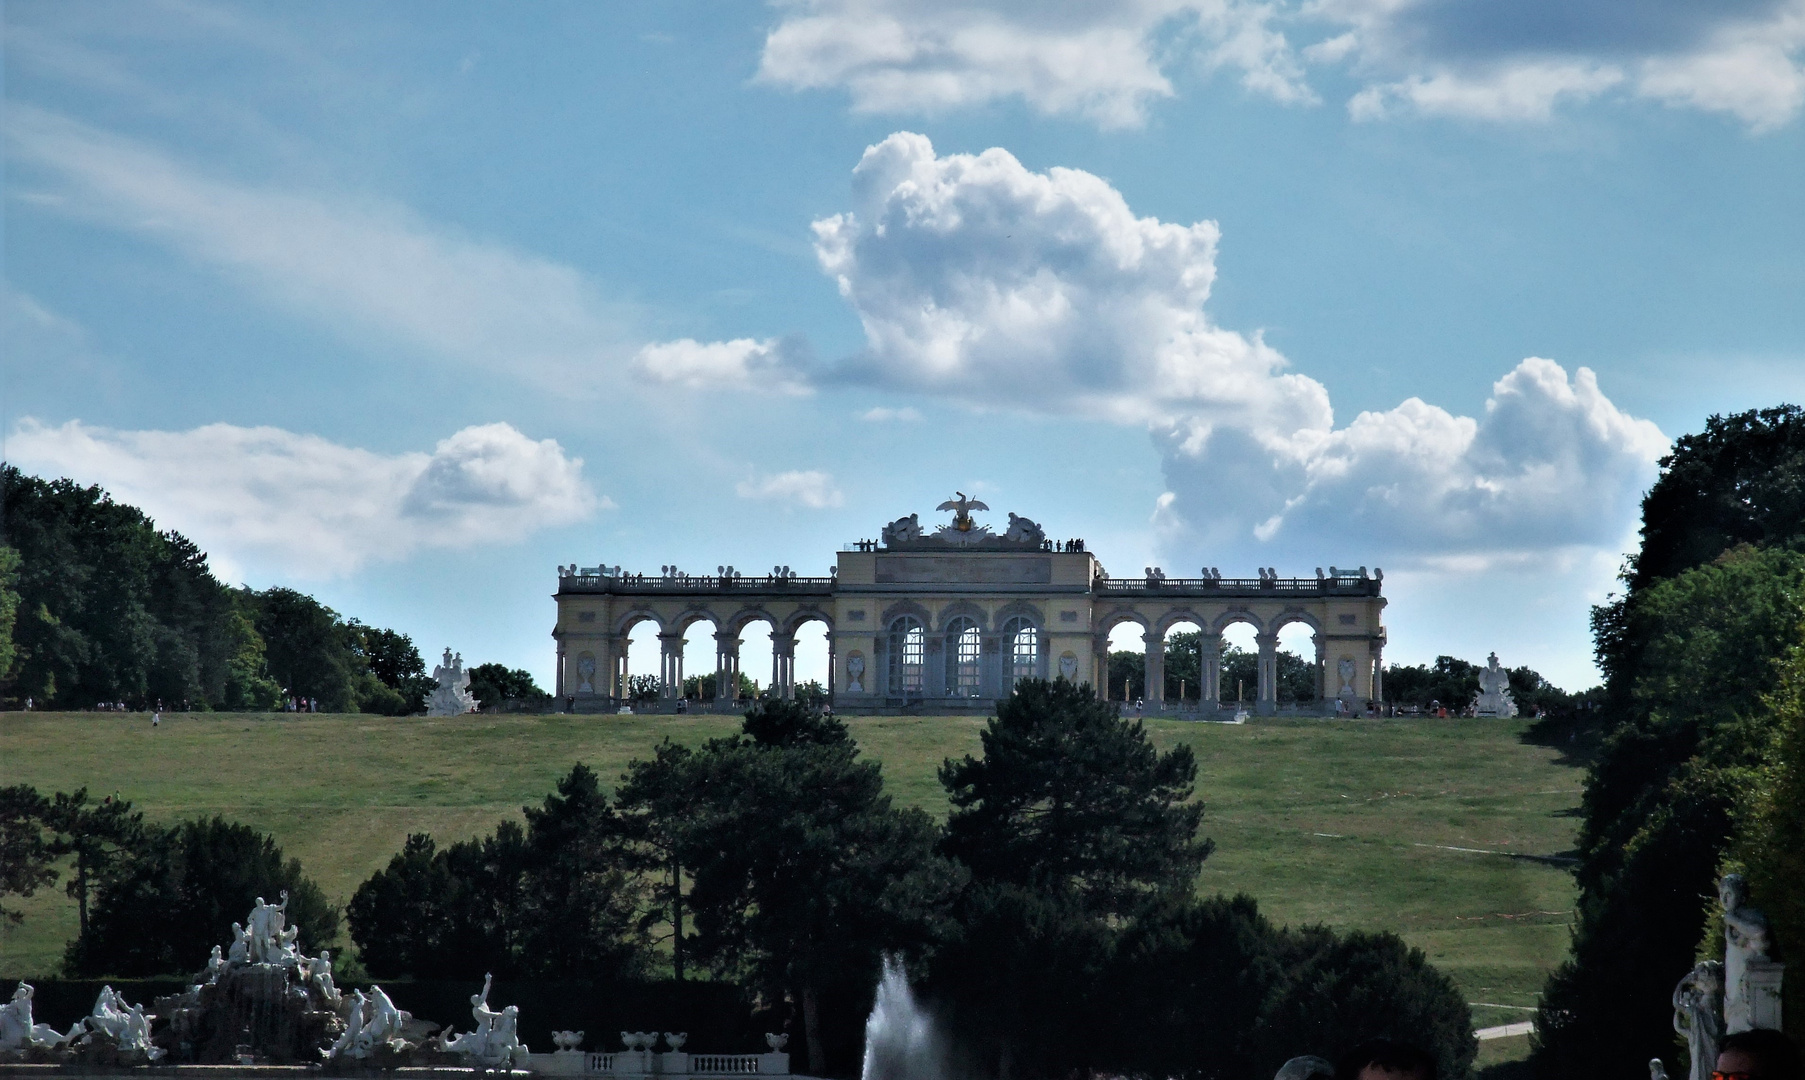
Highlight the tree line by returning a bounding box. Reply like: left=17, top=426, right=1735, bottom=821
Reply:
left=0, top=466, right=546, bottom=713
left=1, top=683, right=1477, bottom=1079
left=1530, top=404, right=1805, bottom=1077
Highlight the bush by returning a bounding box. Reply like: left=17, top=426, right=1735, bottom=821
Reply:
left=64, top=816, right=338, bottom=976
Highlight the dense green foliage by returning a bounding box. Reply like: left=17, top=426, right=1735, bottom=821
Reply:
left=1533, top=404, right=1805, bottom=1077
left=467, top=662, right=548, bottom=710
left=1627, top=404, right=1805, bottom=592
left=1732, top=637, right=1805, bottom=1032
left=0, top=546, right=19, bottom=680
left=349, top=765, right=648, bottom=980
left=61, top=815, right=338, bottom=977
left=0, top=468, right=430, bottom=713
left=0, top=785, right=57, bottom=925
left=343, top=689, right=1474, bottom=1077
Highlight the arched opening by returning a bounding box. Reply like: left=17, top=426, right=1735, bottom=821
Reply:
left=1219, top=621, right=1258, bottom=706
left=1003, top=616, right=1040, bottom=686
left=887, top=615, right=925, bottom=697
left=1161, top=619, right=1206, bottom=704
left=680, top=617, right=719, bottom=701
left=623, top=617, right=662, bottom=703
left=944, top=617, right=982, bottom=697
left=1275, top=621, right=1321, bottom=706
left=1104, top=620, right=1146, bottom=701
left=791, top=617, right=830, bottom=705
left=737, top=617, right=775, bottom=701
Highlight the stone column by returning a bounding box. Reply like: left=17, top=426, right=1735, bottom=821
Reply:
left=659, top=633, right=685, bottom=699
left=555, top=640, right=566, bottom=699
left=1369, top=641, right=1384, bottom=705
left=1201, top=633, right=1223, bottom=707
left=1143, top=630, right=1165, bottom=706
left=1092, top=636, right=1110, bottom=700
left=1313, top=634, right=1327, bottom=707
left=772, top=631, right=796, bottom=699
left=715, top=631, right=740, bottom=702
left=1256, top=631, right=1279, bottom=716
left=610, top=635, right=631, bottom=704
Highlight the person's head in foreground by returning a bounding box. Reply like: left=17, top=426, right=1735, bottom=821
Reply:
left=1334, top=1039, right=1436, bottom=1080
left=1717, top=1030, right=1801, bottom=1080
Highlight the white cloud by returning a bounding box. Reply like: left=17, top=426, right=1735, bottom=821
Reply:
left=2, top=105, right=636, bottom=385
left=734, top=470, right=845, bottom=509
left=758, top=0, right=1805, bottom=130
left=757, top=0, right=1310, bottom=128
left=632, top=337, right=812, bottom=394
left=1347, top=61, right=1626, bottom=122
left=813, top=132, right=1329, bottom=437
left=1153, top=358, right=1668, bottom=565
left=8, top=418, right=602, bottom=578
left=861, top=405, right=923, bottom=421
left=805, top=132, right=1666, bottom=568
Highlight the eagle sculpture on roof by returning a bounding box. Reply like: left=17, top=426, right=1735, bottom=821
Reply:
left=936, top=492, right=989, bottom=533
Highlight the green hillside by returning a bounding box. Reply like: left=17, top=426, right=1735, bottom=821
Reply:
left=0, top=710, right=1576, bottom=1038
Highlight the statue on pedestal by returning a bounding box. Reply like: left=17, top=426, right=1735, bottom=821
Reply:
left=428, top=649, right=478, bottom=715
left=1719, top=873, right=1785, bottom=1032
left=1472, top=653, right=1517, bottom=717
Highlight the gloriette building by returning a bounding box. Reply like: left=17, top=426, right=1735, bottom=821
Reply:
left=552, top=496, right=1387, bottom=714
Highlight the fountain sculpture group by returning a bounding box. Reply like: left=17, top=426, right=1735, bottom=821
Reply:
left=0, top=893, right=792, bottom=1076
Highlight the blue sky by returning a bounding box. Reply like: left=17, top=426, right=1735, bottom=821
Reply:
left=5, top=0, right=1803, bottom=693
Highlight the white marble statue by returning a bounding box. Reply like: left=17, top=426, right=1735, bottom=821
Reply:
left=370, top=986, right=410, bottom=1041
left=1472, top=653, right=1518, bottom=717
left=428, top=649, right=479, bottom=716
left=0, top=983, right=82, bottom=1051
left=246, top=892, right=290, bottom=964
left=1672, top=960, right=1723, bottom=1080
left=1720, top=873, right=1784, bottom=1032
left=439, top=973, right=523, bottom=1066
left=881, top=514, right=924, bottom=546
left=330, top=990, right=369, bottom=1060
left=1003, top=513, right=1045, bottom=546
left=228, top=921, right=250, bottom=963
left=305, top=950, right=342, bottom=1006
left=83, top=987, right=162, bottom=1060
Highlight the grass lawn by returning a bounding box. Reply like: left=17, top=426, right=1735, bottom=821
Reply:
left=0, top=710, right=1580, bottom=1056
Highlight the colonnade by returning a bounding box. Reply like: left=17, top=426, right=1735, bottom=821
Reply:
left=603, top=622, right=814, bottom=702
left=1096, top=622, right=1382, bottom=714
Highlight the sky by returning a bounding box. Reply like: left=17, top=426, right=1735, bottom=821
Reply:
left=3, top=0, right=1802, bottom=694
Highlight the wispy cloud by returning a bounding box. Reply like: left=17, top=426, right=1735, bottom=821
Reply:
left=735, top=469, right=845, bottom=509
left=2, top=105, right=638, bottom=386
left=861, top=406, right=922, bottom=422
left=8, top=418, right=604, bottom=579
left=757, top=0, right=1805, bottom=131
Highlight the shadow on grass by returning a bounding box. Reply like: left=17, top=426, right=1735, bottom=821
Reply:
left=1519, top=709, right=1608, bottom=768
left=1476, top=1059, right=1535, bottom=1080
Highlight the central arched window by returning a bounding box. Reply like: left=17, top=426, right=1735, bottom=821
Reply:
left=887, top=615, right=925, bottom=696
left=945, top=617, right=981, bottom=697
left=1003, top=616, right=1039, bottom=684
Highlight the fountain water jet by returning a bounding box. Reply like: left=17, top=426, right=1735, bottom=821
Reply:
left=862, top=957, right=941, bottom=1080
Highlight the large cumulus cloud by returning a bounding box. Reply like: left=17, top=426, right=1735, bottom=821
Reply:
left=9, top=419, right=602, bottom=579
left=812, top=133, right=1667, bottom=568
left=814, top=132, right=1331, bottom=434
